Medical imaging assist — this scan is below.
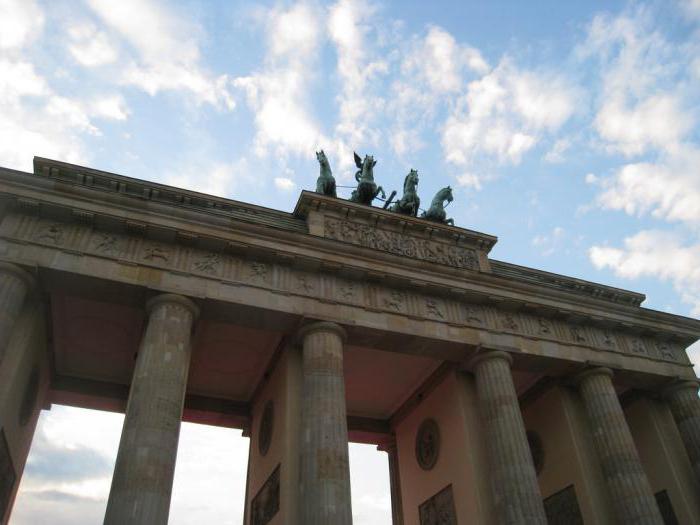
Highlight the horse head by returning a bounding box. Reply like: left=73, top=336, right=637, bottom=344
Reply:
left=440, top=185, right=453, bottom=204
left=354, top=152, right=377, bottom=181
left=316, top=150, right=328, bottom=165
left=404, top=169, right=419, bottom=192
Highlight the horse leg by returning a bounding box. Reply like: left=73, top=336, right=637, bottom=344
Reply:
left=446, top=218, right=454, bottom=226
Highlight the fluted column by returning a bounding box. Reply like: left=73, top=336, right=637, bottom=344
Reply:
left=662, top=380, right=700, bottom=484
left=472, top=351, right=547, bottom=524
left=105, top=293, right=199, bottom=525
left=575, top=367, right=662, bottom=524
left=0, top=262, right=34, bottom=363
left=298, top=321, right=352, bottom=525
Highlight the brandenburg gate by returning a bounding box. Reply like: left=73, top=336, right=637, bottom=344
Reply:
left=0, top=156, right=699, bottom=524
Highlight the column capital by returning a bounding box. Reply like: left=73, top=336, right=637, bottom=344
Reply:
left=297, top=320, right=347, bottom=343
left=661, top=379, right=700, bottom=399
left=469, top=349, right=513, bottom=369
left=572, top=366, right=614, bottom=386
left=0, top=261, right=36, bottom=290
left=146, top=293, right=200, bottom=320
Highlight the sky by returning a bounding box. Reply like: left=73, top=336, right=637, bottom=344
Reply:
left=2, top=0, right=700, bottom=523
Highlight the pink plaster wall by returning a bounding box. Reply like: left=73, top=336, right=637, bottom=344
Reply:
left=245, top=347, right=302, bottom=525
left=394, top=371, right=494, bottom=525
left=522, top=385, right=614, bottom=524
left=625, top=397, right=700, bottom=524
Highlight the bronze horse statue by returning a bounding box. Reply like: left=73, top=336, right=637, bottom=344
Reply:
left=315, top=150, right=336, bottom=197
left=389, top=169, right=420, bottom=217
left=422, top=186, right=454, bottom=226
left=350, top=152, right=385, bottom=205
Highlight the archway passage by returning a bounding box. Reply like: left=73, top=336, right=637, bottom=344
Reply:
left=10, top=407, right=394, bottom=525
left=10, top=406, right=248, bottom=525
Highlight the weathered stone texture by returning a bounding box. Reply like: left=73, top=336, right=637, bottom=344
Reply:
left=104, top=294, right=198, bottom=525
left=472, top=351, right=547, bottom=524
left=298, top=322, right=352, bottom=525
left=0, top=263, right=33, bottom=364
left=575, top=368, right=663, bottom=524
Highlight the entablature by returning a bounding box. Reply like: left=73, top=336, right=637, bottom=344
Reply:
left=0, top=160, right=698, bottom=376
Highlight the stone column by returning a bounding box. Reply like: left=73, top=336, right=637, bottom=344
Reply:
left=574, top=367, right=663, bottom=524
left=471, top=351, right=547, bottom=524
left=662, top=380, right=700, bottom=484
left=298, top=321, right=352, bottom=525
left=104, top=293, right=199, bottom=525
left=0, top=262, right=34, bottom=363
left=380, top=440, right=404, bottom=525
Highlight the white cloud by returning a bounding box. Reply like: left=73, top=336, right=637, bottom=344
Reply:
left=590, top=230, right=700, bottom=315
left=67, top=23, right=118, bottom=67
left=596, top=146, right=700, bottom=226
left=329, top=0, right=388, bottom=164
left=595, top=94, right=692, bottom=157
left=85, top=0, right=235, bottom=109
left=167, top=159, right=251, bottom=198
left=0, top=0, right=44, bottom=50
left=90, top=95, right=129, bottom=121
left=532, top=226, right=566, bottom=256
left=274, top=176, right=296, bottom=190
left=0, top=59, right=92, bottom=170
left=544, top=138, right=572, bottom=163
left=234, top=3, right=325, bottom=158
left=402, top=26, right=488, bottom=94
left=441, top=59, right=577, bottom=183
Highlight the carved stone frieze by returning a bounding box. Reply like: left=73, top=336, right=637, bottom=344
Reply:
left=5, top=213, right=692, bottom=367
left=324, top=217, right=479, bottom=270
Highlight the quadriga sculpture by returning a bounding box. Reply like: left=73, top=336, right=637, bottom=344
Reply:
left=315, top=150, right=337, bottom=197
left=350, top=152, right=385, bottom=205
left=422, top=186, right=454, bottom=226
left=389, top=169, right=420, bottom=217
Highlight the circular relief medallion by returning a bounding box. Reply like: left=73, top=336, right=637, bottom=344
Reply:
left=527, top=430, right=544, bottom=476
left=415, top=418, right=440, bottom=470
left=19, top=366, right=40, bottom=427
left=258, top=400, right=274, bottom=457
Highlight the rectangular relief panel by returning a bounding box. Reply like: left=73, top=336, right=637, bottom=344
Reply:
left=419, top=484, right=457, bottom=525
left=0, top=429, right=16, bottom=520
left=251, top=464, right=280, bottom=525
left=543, top=484, right=584, bottom=525
left=654, top=490, right=679, bottom=525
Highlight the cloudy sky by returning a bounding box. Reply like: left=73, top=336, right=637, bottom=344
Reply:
left=3, top=0, right=700, bottom=523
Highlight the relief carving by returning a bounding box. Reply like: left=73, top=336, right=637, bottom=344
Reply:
left=569, top=326, right=586, bottom=343
left=93, top=233, right=122, bottom=256
left=601, top=330, right=616, bottom=348
left=630, top=338, right=647, bottom=355
left=463, top=304, right=484, bottom=325
left=192, top=253, right=221, bottom=274
left=425, top=298, right=444, bottom=319
left=295, top=273, right=315, bottom=293
left=415, top=419, right=440, bottom=470
left=419, top=485, right=457, bottom=525
left=143, top=244, right=169, bottom=263
left=324, top=217, right=479, bottom=270
left=537, top=318, right=552, bottom=335
left=384, top=290, right=406, bottom=312
left=337, top=281, right=356, bottom=301
left=655, top=341, right=675, bottom=361
left=251, top=465, right=280, bottom=525
left=248, top=262, right=269, bottom=283
left=34, top=223, right=64, bottom=245
left=501, top=313, right=519, bottom=331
